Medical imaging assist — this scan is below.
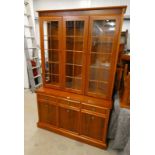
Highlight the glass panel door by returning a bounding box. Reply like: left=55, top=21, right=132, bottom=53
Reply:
left=42, top=18, right=62, bottom=87
left=87, top=17, right=117, bottom=97
left=64, top=17, right=88, bottom=93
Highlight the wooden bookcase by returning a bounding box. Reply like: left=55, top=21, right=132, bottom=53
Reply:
left=36, top=6, right=126, bottom=149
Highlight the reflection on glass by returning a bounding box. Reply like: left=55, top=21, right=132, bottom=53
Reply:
left=88, top=81, right=97, bottom=92
left=50, top=37, right=59, bottom=49
left=92, top=20, right=116, bottom=36
left=74, top=66, right=82, bottom=77
left=66, top=37, right=74, bottom=50
left=49, top=50, right=59, bottom=62
left=50, top=21, right=58, bottom=35
left=74, top=78, right=81, bottom=89
left=88, top=81, right=107, bottom=94
left=43, top=20, right=60, bottom=86
left=66, top=51, right=73, bottom=64
left=66, top=77, right=81, bottom=90
left=89, top=68, right=109, bottom=81
left=74, top=52, right=83, bottom=65
left=46, top=63, right=59, bottom=74
left=66, top=64, right=73, bottom=76
left=65, top=20, right=85, bottom=90
left=88, top=19, right=116, bottom=95
left=75, top=21, right=84, bottom=36
left=45, top=74, right=59, bottom=84
left=66, top=77, right=73, bottom=88
left=66, top=51, right=83, bottom=65
left=75, top=37, right=83, bottom=51
left=66, top=21, right=74, bottom=36
left=91, top=38, right=113, bottom=53
left=90, top=53, right=111, bottom=68
left=50, top=63, right=59, bottom=74
left=98, top=82, right=107, bottom=94
left=44, top=40, right=48, bottom=50
left=99, top=68, right=109, bottom=81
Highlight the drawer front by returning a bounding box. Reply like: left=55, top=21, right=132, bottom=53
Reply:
left=82, top=104, right=107, bottom=115
left=38, top=102, right=49, bottom=123
left=59, top=98, right=80, bottom=108
left=38, top=94, right=57, bottom=102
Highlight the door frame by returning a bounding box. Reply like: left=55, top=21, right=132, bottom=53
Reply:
left=62, top=16, right=89, bottom=94
left=85, top=15, right=122, bottom=99
left=39, top=16, right=63, bottom=89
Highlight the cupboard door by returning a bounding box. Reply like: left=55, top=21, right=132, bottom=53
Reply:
left=40, top=17, right=62, bottom=88
left=59, top=107, right=79, bottom=133
left=81, top=113, right=105, bottom=141
left=39, top=102, right=57, bottom=126
left=48, top=104, right=57, bottom=126
left=63, top=16, right=88, bottom=93
left=39, top=102, right=49, bottom=123
left=86, top=16, right=120, bottom=98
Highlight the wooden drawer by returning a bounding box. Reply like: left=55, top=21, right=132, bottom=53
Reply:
left=81, top=104, right=107, bottom=115
left=37, top=94, right=57, bottom=103
left=59, top=98, right=80, bottom=108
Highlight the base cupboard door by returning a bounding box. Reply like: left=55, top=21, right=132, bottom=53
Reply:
left=48, top=104, right=57, bottom=126
left=39, top=102, right=49, bottom=123
left=38, top=102, right=57, bottom=126
left=81, top=112, right=105, bottom=141
left=59, top=107, right=79, bottom=133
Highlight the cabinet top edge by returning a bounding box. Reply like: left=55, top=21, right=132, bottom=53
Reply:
left=37, top=5, right=127, bottom=14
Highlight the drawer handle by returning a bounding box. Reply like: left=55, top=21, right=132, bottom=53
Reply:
left=45, top=96, right=48, bottom=100
left=67, top=100, right=70, bottom=105
left=92, top=107, right=96, bottom=111
left=66, top=97, right=71, bottom=105
left=66, top=109, right=70, bottom=113
left=91, top=116, right=95, bottom=120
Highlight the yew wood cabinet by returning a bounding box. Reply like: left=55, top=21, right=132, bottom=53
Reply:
left=36, top=6, right=126, bottom=149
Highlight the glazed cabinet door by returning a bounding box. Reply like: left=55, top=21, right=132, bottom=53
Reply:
left=81, top=112, right=105, bottom=141
left=86, top=16, right=120, bottom=99
left=63, top=16, right=88, bottom=94
left=38, top=101, right=57, bottom=126
left=59, top=107, right=79, bottom=133
left=40, top=17, right=62, bottom=89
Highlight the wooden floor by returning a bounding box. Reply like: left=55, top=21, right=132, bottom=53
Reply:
left=24, top=89, right=117, bottom=155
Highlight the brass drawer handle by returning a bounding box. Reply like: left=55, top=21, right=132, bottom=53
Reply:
left=66, top=109, right=70, bottom=113
left=67, top=100, right=70, bottom=105
left=92, top=107, right=96, bottom=111
left=45, top=96, right=48, bottom=100
left=91, top=116, right=95, bottom=120
left=66, top=97, right=71, bottom=105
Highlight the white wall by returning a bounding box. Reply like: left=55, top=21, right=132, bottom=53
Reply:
left=33, top=0, right=130, bottom=49
left=33, top=0, right=130, bottom=16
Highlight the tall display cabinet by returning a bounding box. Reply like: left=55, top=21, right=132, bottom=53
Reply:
left=36, top=6, right=126, bottom=149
